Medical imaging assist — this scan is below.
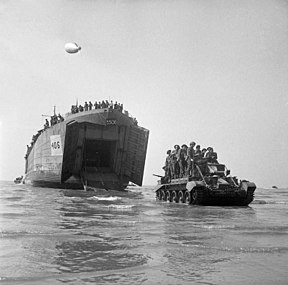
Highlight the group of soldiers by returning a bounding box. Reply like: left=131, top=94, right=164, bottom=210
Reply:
left=25, top=113, right=65, bottom=159
left=71, top=100, right=124, bottom=114
left=163, top=141, right=219, bottom=180
left=69, top=100, right=139, bottom=126
left=25, top=129, right=44, bottom=159
left=44, top=114, right=64, bottom=129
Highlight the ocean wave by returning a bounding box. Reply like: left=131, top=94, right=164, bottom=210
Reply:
left=69, top=196, right=84, bottom=201
left=236, top=225, right=288, bottom=233
left=0, top=230, right=58, bottom=237
left=184, top=243, right=288, bottom=254
left=87, top=196, right=121, bottom=201
left=252, top=200, right=288, bottom=205
left=196, top=224, right=236, bottom=230
left=221, top=246, right=288, bottom=253
left=106, top=204, right=135, bottom=210
left=192, top=223, right=288, bottom=233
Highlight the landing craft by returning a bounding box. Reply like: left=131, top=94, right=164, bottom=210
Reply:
left=23, top=104, right=149, bottom=191
left=64, top=42, right=81, bottom=54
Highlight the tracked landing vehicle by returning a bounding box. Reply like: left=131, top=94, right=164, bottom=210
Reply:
left=155, top=163, right=256, bottom=206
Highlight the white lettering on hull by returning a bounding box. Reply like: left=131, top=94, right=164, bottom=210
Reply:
left=50, top=135, right=63, bottom=156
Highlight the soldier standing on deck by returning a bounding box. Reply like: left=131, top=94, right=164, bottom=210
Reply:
left=84, top=101, right=88, bottom=111
left=44, top=119, right=49, bottom=129
left=58, top=114, right=64, bottom=122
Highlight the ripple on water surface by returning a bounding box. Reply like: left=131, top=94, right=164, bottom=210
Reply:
left=1, top=184, right=288, bottom=284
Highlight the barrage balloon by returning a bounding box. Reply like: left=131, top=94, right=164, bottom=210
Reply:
left=64, top=42, right=81, bottom=54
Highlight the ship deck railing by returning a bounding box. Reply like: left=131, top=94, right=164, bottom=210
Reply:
left=64, top=107, right=137, bottom=121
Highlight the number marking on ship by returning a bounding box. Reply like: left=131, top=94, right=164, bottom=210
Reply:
left=50, top=135, right=63, bottom=156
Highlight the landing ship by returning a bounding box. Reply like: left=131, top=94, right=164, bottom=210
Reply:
left=24, top=105, right=149, bottom=190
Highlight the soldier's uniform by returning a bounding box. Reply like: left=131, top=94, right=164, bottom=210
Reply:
left=164, top=150, right=172, bottom=180
left=171, top=146, right=180, bottom=179
left=187, top=142, right=196, bottom=176
left=174, top=145, right=181, bottom=178
left=179, top=144, right=188, bottom=177
left=206, top=148, right=219, bottom=163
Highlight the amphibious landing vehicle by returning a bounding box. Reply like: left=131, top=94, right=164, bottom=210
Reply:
left=24, top=105, right=149, bottom=190
left=155, top=163, right=256, bottom=206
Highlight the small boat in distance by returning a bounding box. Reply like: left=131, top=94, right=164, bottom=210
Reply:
left=14, top=175, right=24, bottom=184
left=23, top=102, right=149, bottom=191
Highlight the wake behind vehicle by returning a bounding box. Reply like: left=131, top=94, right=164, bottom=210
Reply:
left=155, top=162, right=256, bottom=206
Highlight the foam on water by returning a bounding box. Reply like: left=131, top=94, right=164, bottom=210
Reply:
left=105, top=204, right=135, bottom=210
left=87, top=196, right=121, bottom=201
left=197, top=224, right=237, bottom=229
left=253, top=199, right=288, bottom=204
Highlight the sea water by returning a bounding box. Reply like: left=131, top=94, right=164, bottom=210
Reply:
left=0, top=181, right=288, bottom=284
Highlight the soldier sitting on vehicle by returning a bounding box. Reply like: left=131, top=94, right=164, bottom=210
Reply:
left=193, top=145, right=202, bottom=163
left=201, top=148, right=207, bottom=158
left=193, top=145, right=209, bottom=176
left=205, top=147, right=219, bottom=163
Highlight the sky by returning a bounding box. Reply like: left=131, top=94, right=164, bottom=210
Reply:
left=0, top=0, right=288, bottom=188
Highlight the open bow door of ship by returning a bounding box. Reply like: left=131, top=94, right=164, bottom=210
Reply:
left=124, top=126, right=149, bottom=186
left=62, top=120, right=119, bottom=187
left=61, top=121, right=84, bottom=182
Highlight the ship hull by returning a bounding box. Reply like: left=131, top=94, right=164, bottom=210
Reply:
left=24, top=108, right=149, bottom=190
